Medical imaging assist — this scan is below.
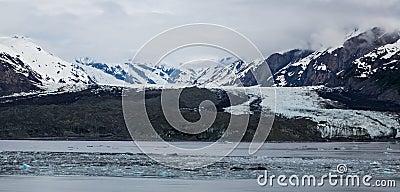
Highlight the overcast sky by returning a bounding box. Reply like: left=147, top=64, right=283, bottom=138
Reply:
left=1, top=0, right=400, bottom=63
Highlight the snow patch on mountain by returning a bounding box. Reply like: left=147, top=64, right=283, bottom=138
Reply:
left=274, top=51, right=323, bottom=86
left=353, top=38, right=400, bottom=78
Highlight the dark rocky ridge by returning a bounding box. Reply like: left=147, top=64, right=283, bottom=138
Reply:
left=0, top=53, right=42, bottom=96
left=266, top=49, right=314, bottom=74
left=0, top=86, right=326, bottom=141
left=0, top=86, right=396, bottom=141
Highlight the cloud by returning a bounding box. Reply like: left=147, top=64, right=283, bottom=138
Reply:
left=34, top=0, right=104, bottom=16
left=0, top=0, right=400, bottom=63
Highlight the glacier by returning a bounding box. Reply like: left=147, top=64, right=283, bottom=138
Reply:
left=223, top=86, right=399, bottom=139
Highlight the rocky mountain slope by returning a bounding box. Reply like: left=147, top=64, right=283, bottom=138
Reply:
left=269, top=27, right=400, bottom=107
left=0, top=52, right=42, bottom=96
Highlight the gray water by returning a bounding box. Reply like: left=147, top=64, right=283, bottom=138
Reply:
left=0, top=140, right=399, bottom=191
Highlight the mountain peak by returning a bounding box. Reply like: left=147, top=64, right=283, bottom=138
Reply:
left=268, top=27, right=400, bottom=104
left=75, top=57, right=95, bottom=65
left=344, top=27, right=400, bottom=52
left=0, top=36, right=93, bottom=94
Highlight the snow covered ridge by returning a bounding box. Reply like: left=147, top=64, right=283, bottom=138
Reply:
left=0, top=35, right=271, bottom=96
left=353, top=38, right=400, bottom=78
left=0, top=36, right=92, bottom=90
left=75, top=58, right=180, bottom=85
left=75, top=56, right=272, bottom=87
left=272, top=27, right=400, bottom=87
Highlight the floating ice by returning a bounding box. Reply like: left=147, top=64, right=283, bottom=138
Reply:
left=19, top=163, right=31, bottom=170
left=160, top=171, right=173, bottom=177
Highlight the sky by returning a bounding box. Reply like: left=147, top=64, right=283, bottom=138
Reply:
left=1, top=0, right=400, bottom=64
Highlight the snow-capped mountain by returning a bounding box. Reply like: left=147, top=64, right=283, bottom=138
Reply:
left=76, top=57, right=273, bottom=87
left=0, top=36, right=92, bottom=95
left=78, top=28, right=400, bottom=91
left=74, top=58, right=127, bottom=86
left=75, top=58, right=172, bottom=85
left=72, top=27, right=400, bottom=93
left=268, top=27, right=400, bottom=105
left=1, top=27, right=399, bottom=106
left=271, top=27, right=400, bottom=87
left=0, top=37, right=92, bottom=85
left=0, top=35, right=269, bottom=96
left=195, top=59, right=273, bottom=86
